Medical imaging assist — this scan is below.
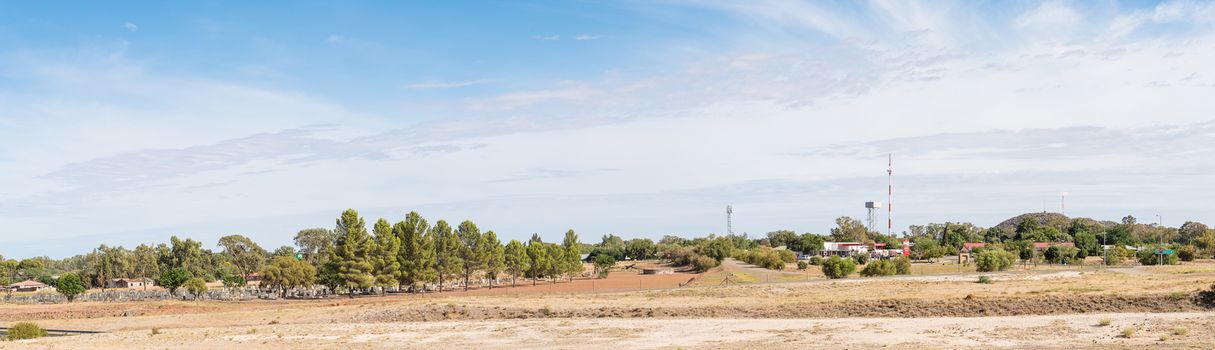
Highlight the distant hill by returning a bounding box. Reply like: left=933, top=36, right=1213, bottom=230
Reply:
left=994, top=212, right=1115, bottom=233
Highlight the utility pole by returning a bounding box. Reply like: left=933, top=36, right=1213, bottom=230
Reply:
left=1157, top=214, right=1163, bottom=266
left=1061, top=192, right=1067, bottom=216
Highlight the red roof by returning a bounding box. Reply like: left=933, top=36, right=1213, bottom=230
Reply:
left=962, top=242, right=987, bottom=251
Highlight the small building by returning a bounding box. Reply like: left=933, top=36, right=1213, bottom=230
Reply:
left=958, top=242, right=987, bottom=264
left=6, top=280, right=52, bottom=292
left=108, top=278, right=148, bottom=289
left=821, top=241, right=910, bottom=258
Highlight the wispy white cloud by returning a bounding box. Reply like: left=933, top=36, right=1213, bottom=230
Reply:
left=122, top=22, right=138, bottom=32
left=574, top=34, right=602, bottom=40
left=406, top=79, right=490, bottom=89
left=531, top=34, right=560, bottom=41
left=325, top=34, right=345, bottom=44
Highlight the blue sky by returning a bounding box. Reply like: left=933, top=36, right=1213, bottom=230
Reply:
left=2, top=0, right=1215, bottom=258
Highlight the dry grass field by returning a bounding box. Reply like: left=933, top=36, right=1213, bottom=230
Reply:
left=3, top=259, right=1214, bottom=349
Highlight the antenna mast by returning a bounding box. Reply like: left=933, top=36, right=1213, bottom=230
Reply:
left=887, top=154, right=893, bottom=236
left=726, top=205, right=734, bottom=235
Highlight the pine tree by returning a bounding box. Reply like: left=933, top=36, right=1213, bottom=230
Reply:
left=545, top=243, right=565, bottom=282
left=525, top=242, right=548, bottom=286
left=394, top=211, right=431, bottom=291
left=457, top=220, right=486, bottom=291
left=431, top=220, right=462, bottom=292
left=483, top=231, right=505, bottom=288
left=562, top=229, right=582, bottom=281
left=371, top=218, right=400, bottom=294
left=504, top=240, right=528, bottom=287
left=334, top=209, right=374, bottom=294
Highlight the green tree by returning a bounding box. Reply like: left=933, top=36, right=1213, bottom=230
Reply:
left=456, top=220, right=486, bottom=291
left=158, top=268, right=191, bottom=295
left=829, top=217, right=869, bottom=242
left=503, top=240, right=528, bottom=287
left=623, top=238, right=655, bottom=260
left=371, top=218, right=401, bottom=293
left=56, top=272, right=87, bottom=302
left=545, top=243, right=565, bottom=282
left=294, top=228, right=336, bottom=266
left=217, top=234, right=268, bottom=279
left=975, top=249, right=1016, bottom=272
left=766, top=230, right=799, bottom=248
left=483, top=231, right=505, bottom=288
left=822, top=256, right=857, bottom=279
left=271, top=246, right=296, bottom=259
left=333, top=209, right=374, bottom=294
left=184, top=277, right=207, bottom=300
left=592, top=254, right=616, bottom=278
left=525, top=242, right=549, bottom=285
left=796, top=233, right=825, bottom=255
left=859, top=259, right=896, bottom=277
left=562, top=229, right=583, bottom=280
left=133, top=244, right=160, bottom=291
left=699, top=237, right=736, bottom=261
left=261, top=256, right=318, bottom=297
left=394, top=212, right=433, bottom=291
left=432, top=220, right=462, bottom=292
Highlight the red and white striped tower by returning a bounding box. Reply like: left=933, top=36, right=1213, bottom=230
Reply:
left=887, top=153, right=893, bottom=236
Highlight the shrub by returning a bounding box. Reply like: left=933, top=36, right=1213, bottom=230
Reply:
left=1103, top=247, right=1126, bottom=265
left=7, top=322, right=48, bottom=340
left=55, top=272, right=86, bottom=302
left=1177, top=245, right=1197, bottom=262
left=975, top=249, right=1015, bottom=272
left=738, top=248, right=786, bottom=270
left=1044, top=245, right=1078, bottom=264
left=690, top=255, right=720, bottom=273
left=821, top=256, right=857, bottom=279
left=809, top=256, right=823, bottom=266
left=1137, top=248, right=1179, bottom=266
left=184, top=277, right=208, bottom=300
left=853, top=254, right=870, bottom=265
left=777, top=250, right=797, bottom=264
left=1121, top=327, right=1135, bottom=338
left=860, top=259, right=896, bottom=277
left=592, top=254, right=616, bottom=278
left=892, top=256, right=911, bottom=275
left=977, top=276, right=992, bottom=284
left=1098, top=317, right=1112, bottom=326
left=1173, top=326, right=1188, bottom=336
left=796, top=261, right=809, bottom=270
left=159, top=268, right=191, bottom=294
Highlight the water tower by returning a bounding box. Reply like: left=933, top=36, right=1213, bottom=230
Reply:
left=865, top=201, right=882, bottom=233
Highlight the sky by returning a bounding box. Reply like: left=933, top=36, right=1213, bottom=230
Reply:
left=2, top=0, right=1214, bottom=258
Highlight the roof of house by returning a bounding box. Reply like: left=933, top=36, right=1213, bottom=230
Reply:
left=961, top=242, right=987, bottom=252
left=7, top=280, right=48, bottom=288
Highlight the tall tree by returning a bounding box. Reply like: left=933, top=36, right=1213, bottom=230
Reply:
left=333, top=209, right=374, bottom=294
left=545, top=243, right=565, bottom=282
left=217, top=234, right=268, bottom=279
left=829, top=217, right=869, bottom=242
left=133, top=244, right=160, bottom=291
left=483, top=231, right=505, bottom=288
left=167, top=236, right=209, bottom=280
left=456, top=220, right=486, bottom=291
left=293, top=228, right=336, bottom=267
left=503, top=240, right=528, bottom=287
left=394, top=212, right=432, bottom=291
left=530, top=233, right=544, bottom=244
left=261, top=256, right=318, bottom=298
left=525, top=242, right=548, bottom=285
left=562, top=230, right=583, bottom=281
left=371, top=218, right=401, bottom=293
left=432, top=220, right=462, bottom=292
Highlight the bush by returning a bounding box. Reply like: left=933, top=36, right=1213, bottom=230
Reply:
left=56, top=272, right=86, bottom=302
left=738, top=248, right=787, bottom=270
left=184, top=277, right=208, bottom=300
left=592, top=254, right=616, bottom=278
left=975, top=249, right=1015, bottom=272
left=777, top=249, right=797, bottom=264
left=977, top=276, right=992, bottom=284
left=1103, top=246, right=1127, bottom=265
left=853, top=254, right=870, bottom=265
left=892, top=256, right=911, bottom=275
left=691, top=255, right=720, bottom=273
left=859, top=259, right=896, bottom=277
left=1137, top=248, right=1179, bottom=266
left=809, top=256, right=823, bottom=266
left=797, top=261, right=809, bottom=270
left=7, top=322, right=48, bottom=340
left=159, top=268, right=191, bottom=294
left=821, top=256, right=857, bottom=279
left=1098, top=317, right=1112, bottom=326
left=1044, top=245, right=1078, bottom=264
left=1178, top=245, right=1197, bottom=262
left=1121, top=326, right=1135, bottom=338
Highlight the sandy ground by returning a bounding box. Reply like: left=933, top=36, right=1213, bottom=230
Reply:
left=2, top=260, right=1214, bottom=349
left=6, top=313, right=1214, bottom=349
